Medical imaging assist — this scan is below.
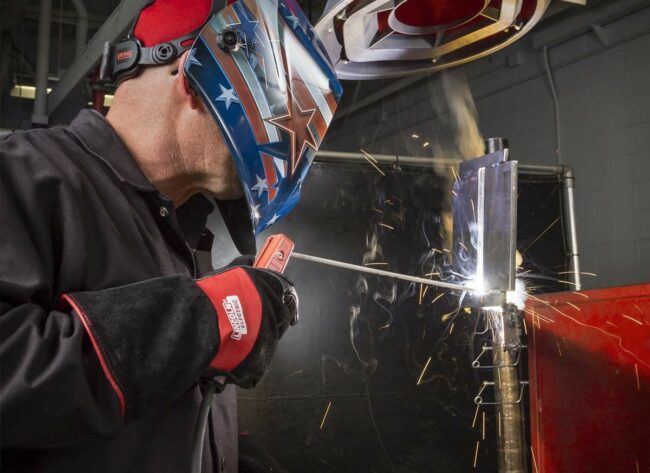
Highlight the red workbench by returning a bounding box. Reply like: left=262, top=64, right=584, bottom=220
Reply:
left=525, top=283, right=650, bottom=473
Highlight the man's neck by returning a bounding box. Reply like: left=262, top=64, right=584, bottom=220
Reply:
left=107, top=109, right=196, bottom=207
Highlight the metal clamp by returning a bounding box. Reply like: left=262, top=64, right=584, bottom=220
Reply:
left=472, top=344, right=527, bottom=369
left=473, top=380, right=529, bottom=405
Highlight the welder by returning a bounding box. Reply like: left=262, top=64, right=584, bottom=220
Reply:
left=0, top=0, right=342, bottom=471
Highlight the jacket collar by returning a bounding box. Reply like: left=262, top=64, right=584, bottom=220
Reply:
left=68, top=109, right=157, bottom=193
left=68, top=109, right=254, bottom=254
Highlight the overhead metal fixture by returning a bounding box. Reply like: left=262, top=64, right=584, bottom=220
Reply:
left=315, top=0, right=552, bottom=79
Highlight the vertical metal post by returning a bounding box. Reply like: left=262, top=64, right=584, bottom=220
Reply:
left=561, top=166, right=581, bottom=290
left=32, top=0, right=52, bottom=126
left=492, top=304, right=528, bottom=473
left=69, top=0, right=89, bottom=58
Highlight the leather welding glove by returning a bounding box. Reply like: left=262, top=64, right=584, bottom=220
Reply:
left=196, top=263, right=298, bottom=389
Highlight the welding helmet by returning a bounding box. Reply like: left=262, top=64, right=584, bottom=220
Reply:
left=184, top=0, right=343, bottom=233
left=107, top=0, right=342, bottom=236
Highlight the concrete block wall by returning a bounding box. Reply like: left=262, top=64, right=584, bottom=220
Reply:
left=324, top=4, right=650, bottom=289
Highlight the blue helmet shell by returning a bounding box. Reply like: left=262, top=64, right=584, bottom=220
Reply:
left=184, top=0, right=343, bottom=233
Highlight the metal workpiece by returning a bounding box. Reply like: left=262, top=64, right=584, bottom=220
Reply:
left=490, top=304, right=529, bottom=473
left=452, top=150, right=518, bottom=293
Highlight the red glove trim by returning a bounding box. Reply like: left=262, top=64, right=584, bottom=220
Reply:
left=61, top=294, right=126, bottom=416
left=196, top=268, right=262, bottom=372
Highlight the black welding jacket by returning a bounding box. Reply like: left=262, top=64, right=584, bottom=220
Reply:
left=0, top=110, right=241, bottom=472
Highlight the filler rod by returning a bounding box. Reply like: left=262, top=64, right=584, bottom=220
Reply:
left=291, top=252, right=473, bottom=292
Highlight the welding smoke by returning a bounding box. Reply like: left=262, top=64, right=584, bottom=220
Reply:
left=429, top=70, right=485, bottom=166
left=426, top=70, right=485, bottom=252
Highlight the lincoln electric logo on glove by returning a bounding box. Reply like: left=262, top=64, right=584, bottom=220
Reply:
left=222, top=296, right=247, bottom=340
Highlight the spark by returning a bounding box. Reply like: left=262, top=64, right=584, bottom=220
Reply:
left=283, top=369, right=304, bottom=380
left=359, top=148, right=377, bottom=163
left=622, top=314, right=643, bottom=325
left=384, top=199, right=394, bottom=206
left=634, top=304, right=643, bottom=314
left=416, top=356, right=432, bottom=386
left=473, top=441, right=480, bottom=468
left=411, top=133, right=419, bottom=139
left=558, top=270, right=597, bottom=277
left=364, top=262, right=388, bottom=267
left=572, top=291, right=590, bottom=299
left=531, top=447, right=540, bottom=473
left=359, top=149, right=385, bottom=176
left=472, top=404, right=480, bottom=428
left=459, top=241, right=469, bottom=251
left=605, top=321, right=618, bottom=328
left=422, top=142, right=430, bottom=148
left=481, top=412, right=486, bottom=440
left=498, top=412, right=502, bottom=437
left=451, top=190, right=457, bottom=196
left=372, top=208, right=384, bottom=214
left=556, top=340, right=562, bottom=357
left=522, top=317, right=528, bottom=335
left=523, top=217, right=560, bottom=253
left=418, top=284, right=424, bottom=305
left=378, top=222, right=394, bottom=230
left=441, top=310, right=455, bottom=322
left=319, top=401, right=332, bottom=429
left=449, top=322, right=455, bottom=335
left=378, top=323, right=390, bottom=330
left=556, top=279, right=579, bottom=286
left=636, top=460, right=640, bottom=473
left=451, top=166, right=460, bottom=183
left=635, top=364, right=640, bottom=390
left=425, top=271, right=441, bottom=277
left=566, top=301, right=581, bottom=311
left=431, top=293, right=445, bottom=305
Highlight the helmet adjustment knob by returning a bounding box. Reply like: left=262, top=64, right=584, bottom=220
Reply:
left=218, top=28, right=241, bottom=52
left=152, top=42, right=176, bottom=64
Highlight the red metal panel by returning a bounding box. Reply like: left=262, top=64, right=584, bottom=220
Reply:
left=525, top=284, right=650, bottom=473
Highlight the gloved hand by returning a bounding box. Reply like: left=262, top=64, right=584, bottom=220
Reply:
left=195, top=259, right=298, bottom=389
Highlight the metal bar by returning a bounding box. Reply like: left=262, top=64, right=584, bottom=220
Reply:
left=291, top=251, right=473, bottom=292
left=32, top=0, right=52, bottom=126
left=69, top=0, right=89, bottom=58
left=315, top=150, right=564, bottom=175
left=47, top=0, right=150, bottom=115
left=491, top=304, right=528, bottom=473
left=561, top=166, right=581, bottom=290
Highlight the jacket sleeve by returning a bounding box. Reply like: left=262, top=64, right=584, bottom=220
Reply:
left=0, top=139, right=220, bottom=449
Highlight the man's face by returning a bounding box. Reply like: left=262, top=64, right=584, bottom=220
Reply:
left=181, top=101, right=244, bottom=201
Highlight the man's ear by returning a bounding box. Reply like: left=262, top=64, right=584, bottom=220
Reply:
left=176, top=50, right=201, bottom=110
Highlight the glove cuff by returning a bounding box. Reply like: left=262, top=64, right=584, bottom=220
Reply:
left=196, top=267, right=262, bottom=372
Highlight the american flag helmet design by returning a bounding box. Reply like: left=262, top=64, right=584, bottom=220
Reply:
left=184, top=0, right=343, bottom=233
